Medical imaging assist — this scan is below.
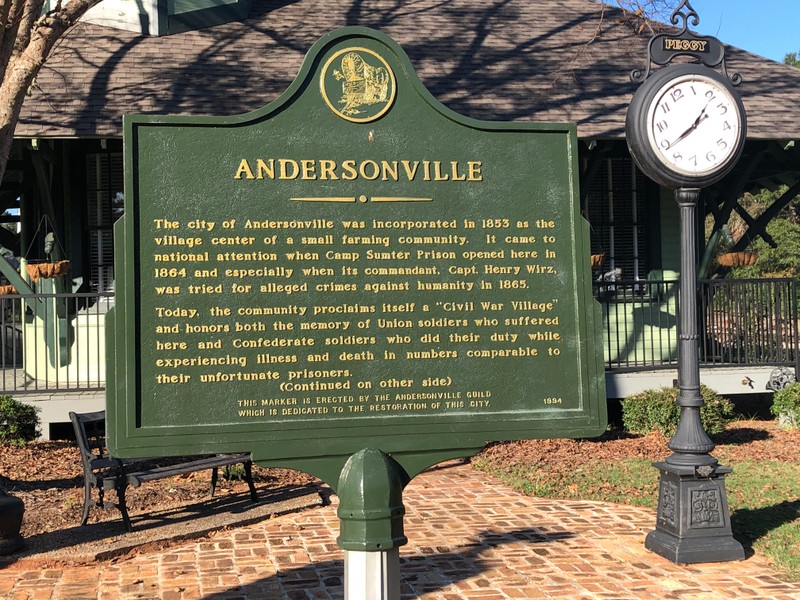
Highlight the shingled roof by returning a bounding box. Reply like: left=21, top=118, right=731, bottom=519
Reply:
left=17, top=0, right=800, bottom=140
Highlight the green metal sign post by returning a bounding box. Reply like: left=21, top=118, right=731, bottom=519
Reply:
left=111, top=27, right=607, bottom=595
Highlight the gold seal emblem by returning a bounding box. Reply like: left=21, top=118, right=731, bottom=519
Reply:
left=320, top=47, right=396, bottom=123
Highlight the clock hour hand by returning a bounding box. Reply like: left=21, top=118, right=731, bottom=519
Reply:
left=666, top=104, right=711, bottom=149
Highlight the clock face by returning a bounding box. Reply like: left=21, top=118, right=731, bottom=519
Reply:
left=646, top=73, right=743, bottom=177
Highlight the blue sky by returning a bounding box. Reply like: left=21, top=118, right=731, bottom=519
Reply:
left=689, top=0, right=799, bottom=62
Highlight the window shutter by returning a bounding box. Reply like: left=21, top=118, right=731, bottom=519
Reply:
left=86, top=153, right=123, bottom=293
left=586, top=156, right=650, bottom=281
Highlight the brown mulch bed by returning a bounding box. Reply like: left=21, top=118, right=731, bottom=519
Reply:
left=478, top=418, right=800, bottom=470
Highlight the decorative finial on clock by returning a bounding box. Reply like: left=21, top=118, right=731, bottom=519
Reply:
left=669, top=0, right=700, bottom=34
left=630, top=0, right=741, bottom=86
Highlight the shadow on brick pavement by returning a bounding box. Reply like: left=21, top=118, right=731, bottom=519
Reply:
left=3, top=461, right=800, bottom=599
left=201, top=528, right=574, bottom=600
left=2, top=483, right=323, bottom=565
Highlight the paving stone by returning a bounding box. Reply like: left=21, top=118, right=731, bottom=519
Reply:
left=3, top=461, right=800, bottom=598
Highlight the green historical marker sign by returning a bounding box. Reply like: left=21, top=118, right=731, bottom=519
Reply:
left=108, top=27, right=606, bottom=486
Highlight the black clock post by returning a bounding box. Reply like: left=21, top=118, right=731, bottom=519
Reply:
left=625, top=0, right=746, bottom=564
left=645, top=185, right=745, bottom=564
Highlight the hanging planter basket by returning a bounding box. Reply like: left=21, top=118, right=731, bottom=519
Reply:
left=590, top=253, right=605, bottom=268
left=26, top=260, right=70, bottom=282
left=717, top=251, right=758, bottom=267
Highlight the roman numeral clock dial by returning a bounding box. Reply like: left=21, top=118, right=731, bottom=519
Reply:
left=626, top=64, right=746, bottom=189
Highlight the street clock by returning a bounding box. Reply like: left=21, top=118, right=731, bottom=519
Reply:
left=626, top=63, right=746, bottom=189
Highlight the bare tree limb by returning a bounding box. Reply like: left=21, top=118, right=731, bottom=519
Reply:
left=0, top=0, right=16, bottom=60
left=0, top=0, right=26, bottom=83
left=14, top=0, right=46, bottom=56
left=615, top=0, right=673, bottom=22
left=0, top=0, right=103, bottom=185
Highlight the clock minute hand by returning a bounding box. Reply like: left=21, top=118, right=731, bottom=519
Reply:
left=666, top=103, right=711, bottom=149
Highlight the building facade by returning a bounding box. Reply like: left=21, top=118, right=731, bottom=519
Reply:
left=4, top=0, right=800, bottom=436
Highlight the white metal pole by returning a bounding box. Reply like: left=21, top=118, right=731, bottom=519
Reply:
left=344, top=548, right=400, bottom=600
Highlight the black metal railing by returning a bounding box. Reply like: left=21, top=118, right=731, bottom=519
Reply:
left=701, top=278, right=800, bottom=369
left=0, top=292, right=113, bottom=393
left=594, top=278, right=680, bottom=370
left=594, top=277, right=800, bottom=372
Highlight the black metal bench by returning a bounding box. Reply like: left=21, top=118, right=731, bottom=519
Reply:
left=70, top=410, right=257, bottom=531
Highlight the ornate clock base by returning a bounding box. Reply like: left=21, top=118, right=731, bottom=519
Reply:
left=646, top=462, right=745, bottom=564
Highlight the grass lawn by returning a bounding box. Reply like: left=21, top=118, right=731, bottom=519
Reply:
left=473, top=420, right=800, bottom=581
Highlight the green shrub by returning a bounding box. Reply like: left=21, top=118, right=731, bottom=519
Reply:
left=0, top=395, right=40, bottom=445
left=771, top=382, right=800, bottom=430
left=622, top=385, right=734, bottom=436
left=223, top=464, right=246, bottom=480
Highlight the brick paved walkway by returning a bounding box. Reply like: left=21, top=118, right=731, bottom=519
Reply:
left=2, top=460, right=799, bottom=599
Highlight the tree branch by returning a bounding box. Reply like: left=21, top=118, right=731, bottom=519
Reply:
left=0, top=0, right=16, bottom=60
left=0, top=0, right=103, bottom=186
left=14, top=0, right=46, bottom=56
left=0, top=0, right=26, bottom=84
